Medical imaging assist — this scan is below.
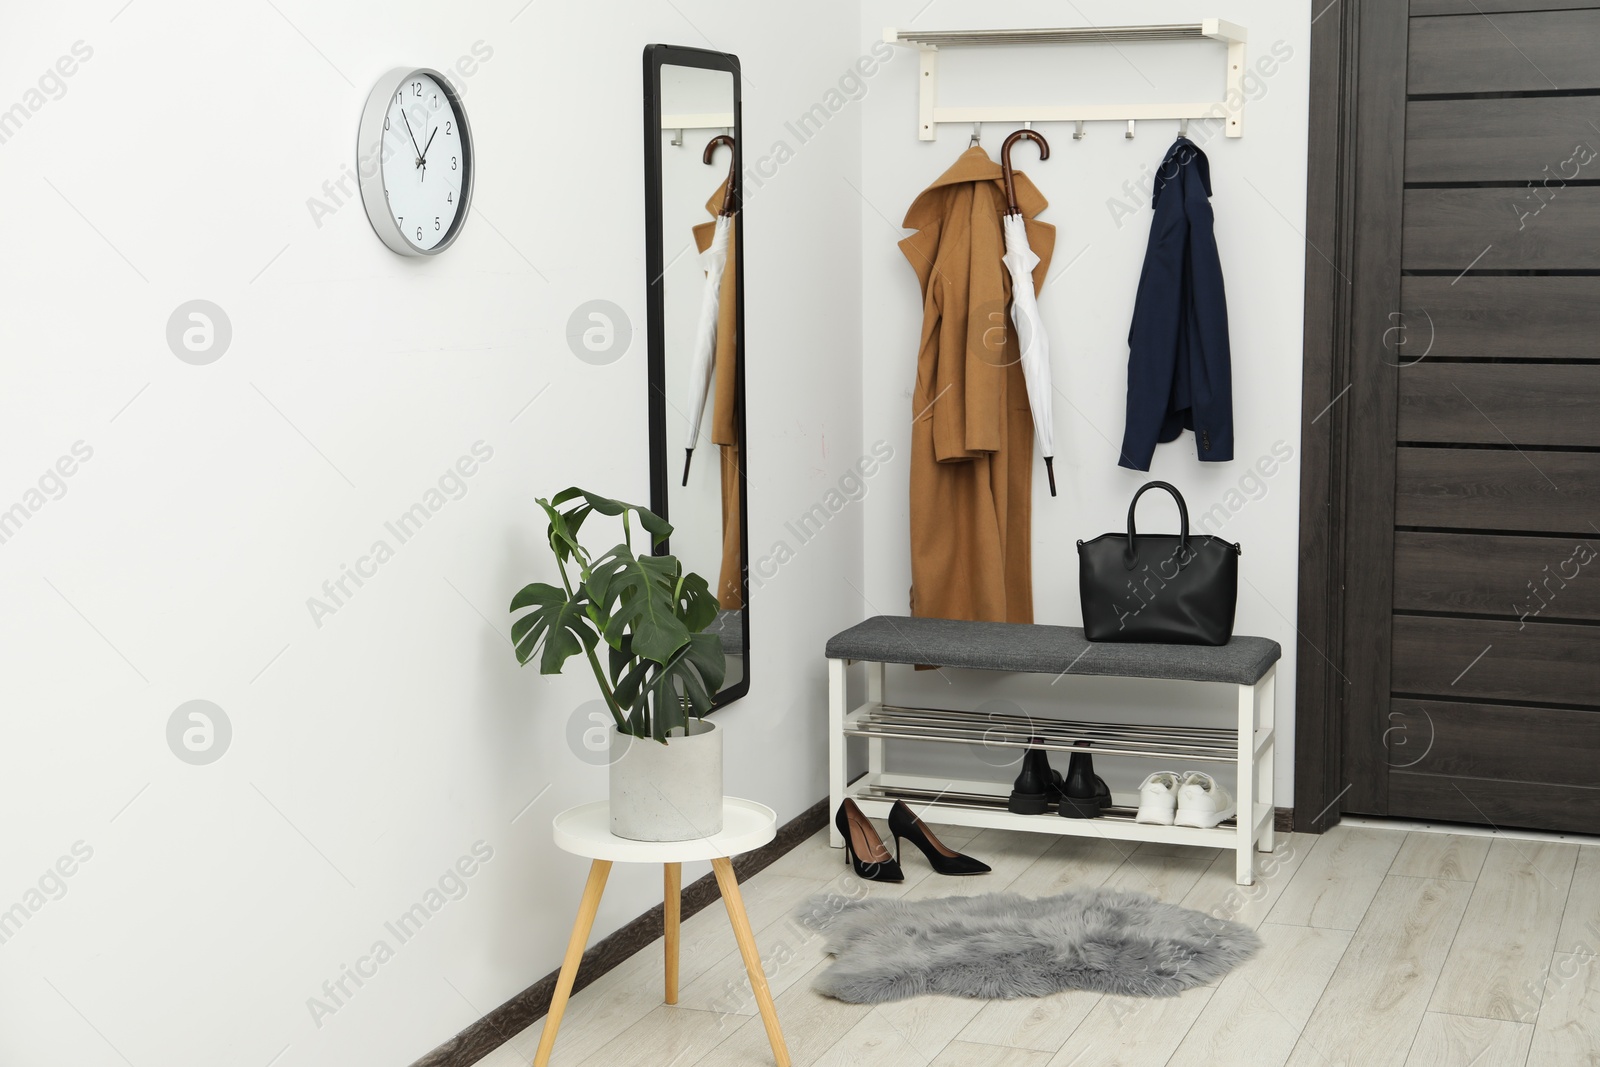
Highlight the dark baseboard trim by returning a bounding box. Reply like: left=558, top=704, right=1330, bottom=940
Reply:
left=1276, top=807, right=1294, bottom=833
left=409, top=798, right=829, bottom=1067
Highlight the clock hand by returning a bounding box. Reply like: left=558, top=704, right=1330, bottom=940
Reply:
left=421, top=127, right=438, bottom=160
left=401, top=108, right=424, bottom=167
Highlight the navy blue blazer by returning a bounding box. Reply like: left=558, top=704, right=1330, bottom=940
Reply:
left=1119, top=138, right=1234, bottom=471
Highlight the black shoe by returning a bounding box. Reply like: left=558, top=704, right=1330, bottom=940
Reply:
left=1059, top=746, right=1110, bottom=819
left=888, top=800, right=991, bottom=875
left=1007, top=746, right=1056, bottom=814
left=835, top=799, right=904, bottom=882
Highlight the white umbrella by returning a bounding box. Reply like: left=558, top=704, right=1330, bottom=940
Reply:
left=683, top=135, right=737, bottom=485
left=999, top=130, right=1057, bottom=496
left=682, top=213, right=729, bottom=484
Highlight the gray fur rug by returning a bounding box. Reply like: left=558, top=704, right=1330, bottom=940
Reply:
left=796, top=888, right=1261, bottom=1004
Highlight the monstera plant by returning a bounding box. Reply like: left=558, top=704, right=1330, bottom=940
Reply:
left=510, top=488, right=726, bottom=742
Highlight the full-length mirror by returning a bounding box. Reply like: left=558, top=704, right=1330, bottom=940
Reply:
left=644, top=45, right=748, bottom=707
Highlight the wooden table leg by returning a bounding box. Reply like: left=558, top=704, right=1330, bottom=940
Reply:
left=533, top=859, right=612, bottom=1067
left=663, top=862, right=681, bottom=1005
left=711, top=857, right=791, bottom=1067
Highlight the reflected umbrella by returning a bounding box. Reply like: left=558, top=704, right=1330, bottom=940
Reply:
left=683, top=134, right=737, bottom=485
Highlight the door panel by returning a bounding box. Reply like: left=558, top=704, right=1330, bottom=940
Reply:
left=1409, top=9, right=1600, bottom=92
left=1389, top=773, right=1600, bottom=834
left=1405, top=97, right=1600, bottom=183
left=1392, top=615, right=1600, bottom=706
left=1393, top=531, right=1600, bottom=619
left=1403, top=188, right=1600, bottom=270
left=1395, top=449, right=1600, bottom=534
left=1389, top=698, right=1600, bottom=786
left=1412, top=0, right=1600, bottom=15
left=1398, top=365, right=1600, bottom=447
left=1397, top=277, right=1600, bottom=361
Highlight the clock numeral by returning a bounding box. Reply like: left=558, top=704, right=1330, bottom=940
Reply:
left=445, top=121, right=452, bottom=135
left=417, top=226, right=423, bottom=241
left=431, top=93, right=438, bottom=107
left=383, top=116, right=390, bottom=130
left=434, top=216, right=441, bottom=230
left=397, top=216, right=403, bottom=227
left=451, top=156, right=458, bottom=171
left=412, top=81, right=422, bottom=96
left=447, top=191, right=453, bottom=204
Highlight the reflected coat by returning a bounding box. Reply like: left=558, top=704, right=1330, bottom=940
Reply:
left=692, top=182, right=742, bottom=609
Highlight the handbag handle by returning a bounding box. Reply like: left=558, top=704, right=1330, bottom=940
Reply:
left=1124, top=480, right=1190, bottom=568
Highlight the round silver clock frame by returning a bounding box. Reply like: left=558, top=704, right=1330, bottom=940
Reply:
left=356, top=66, right=475, bottom=257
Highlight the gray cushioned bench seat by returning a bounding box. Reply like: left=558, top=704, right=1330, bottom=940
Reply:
left=825, top=615, right=1280, bottom=686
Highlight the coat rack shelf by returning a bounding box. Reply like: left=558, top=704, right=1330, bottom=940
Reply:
left=884, top=21, right=1248, bottom=142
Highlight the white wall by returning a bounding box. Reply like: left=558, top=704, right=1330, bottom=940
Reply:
left=0, top=2, right=868, bottom=1064
left=856, top=1, right=1311, bottom=801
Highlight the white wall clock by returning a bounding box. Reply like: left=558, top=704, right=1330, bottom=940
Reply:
left=357, top=67, right=475, bottom=256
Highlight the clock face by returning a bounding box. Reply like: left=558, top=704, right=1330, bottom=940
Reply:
left=380, top=73, right=468, bottom=251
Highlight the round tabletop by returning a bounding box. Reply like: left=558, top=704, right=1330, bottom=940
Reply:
left=552, top=797, right=777, bottom=863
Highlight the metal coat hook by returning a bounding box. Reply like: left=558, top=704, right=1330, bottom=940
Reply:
left=1074, top=120, right=1086, bottom=141
left=671, top=128, right=684, bottom=147
left=970, top=122, right=982, bottom=146
left=1126, top=120, right=1137, bottom=139
left=1179, top=118, right=1190, bottom=139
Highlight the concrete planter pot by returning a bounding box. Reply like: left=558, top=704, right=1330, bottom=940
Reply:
left=608, top=719, right=723, bottom=841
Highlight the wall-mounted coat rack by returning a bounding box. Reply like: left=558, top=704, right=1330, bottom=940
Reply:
left=662, top=111, right=735, bottom=147
left=884, top=22, right=1248, bottom=142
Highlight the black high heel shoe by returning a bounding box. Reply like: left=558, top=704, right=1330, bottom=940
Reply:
left=889, top=801, right=991, bottom=875
left=835, top=799, right=904, bottom=882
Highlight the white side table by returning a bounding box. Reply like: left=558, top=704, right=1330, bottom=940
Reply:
left=535, top=797, right=790, bottom=1067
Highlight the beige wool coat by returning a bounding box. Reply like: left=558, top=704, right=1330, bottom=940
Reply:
left=692, top=182, right=743, bottom=610
left=900, top=147, right=1055, bottom=624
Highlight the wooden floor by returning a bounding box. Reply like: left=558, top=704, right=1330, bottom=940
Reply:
left=472, top=822, right=1600, bottom=1067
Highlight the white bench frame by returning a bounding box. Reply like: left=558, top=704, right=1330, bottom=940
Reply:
left=827, top=658, right=1276, bottom=885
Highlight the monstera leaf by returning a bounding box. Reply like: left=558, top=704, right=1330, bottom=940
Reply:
left=674, top=571, right=720, bottom=635
left=546, top=488, right=671, bottom=561
left=584, top=543, right=689, bottom=664
left=509, top=581, right=598, bottom=674
left=611, top=631, right=727, bottom=741
left=512, top=486, right=724, bottom=740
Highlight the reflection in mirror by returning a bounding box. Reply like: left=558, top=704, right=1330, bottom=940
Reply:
left=645, top=46, right=747, bottom=708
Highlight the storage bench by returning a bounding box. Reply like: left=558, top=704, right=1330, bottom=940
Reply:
left=825, top=615, right=1280, bottom=885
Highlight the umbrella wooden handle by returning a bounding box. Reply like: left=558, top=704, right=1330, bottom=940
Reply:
left=704, top=135, right=738, bottom=217
left=1000, top=129, right=1050, bottom=215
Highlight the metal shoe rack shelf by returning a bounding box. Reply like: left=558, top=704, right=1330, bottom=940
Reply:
left=825, top=618, right=1280, bottom=885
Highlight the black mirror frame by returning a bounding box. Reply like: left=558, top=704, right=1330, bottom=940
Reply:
left=643, top=43, right=749, bottom=711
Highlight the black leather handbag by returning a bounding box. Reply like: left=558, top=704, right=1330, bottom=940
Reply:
left=1076, top=481, right=1241, bottom=645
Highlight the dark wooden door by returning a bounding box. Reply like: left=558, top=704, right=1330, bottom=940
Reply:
left=1335, top=0, right=1600, bottom=833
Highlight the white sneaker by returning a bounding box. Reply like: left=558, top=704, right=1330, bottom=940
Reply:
left=1175, top=771, right=1236, bottom=828
left=1135, top=772, right=1182, bottom=825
